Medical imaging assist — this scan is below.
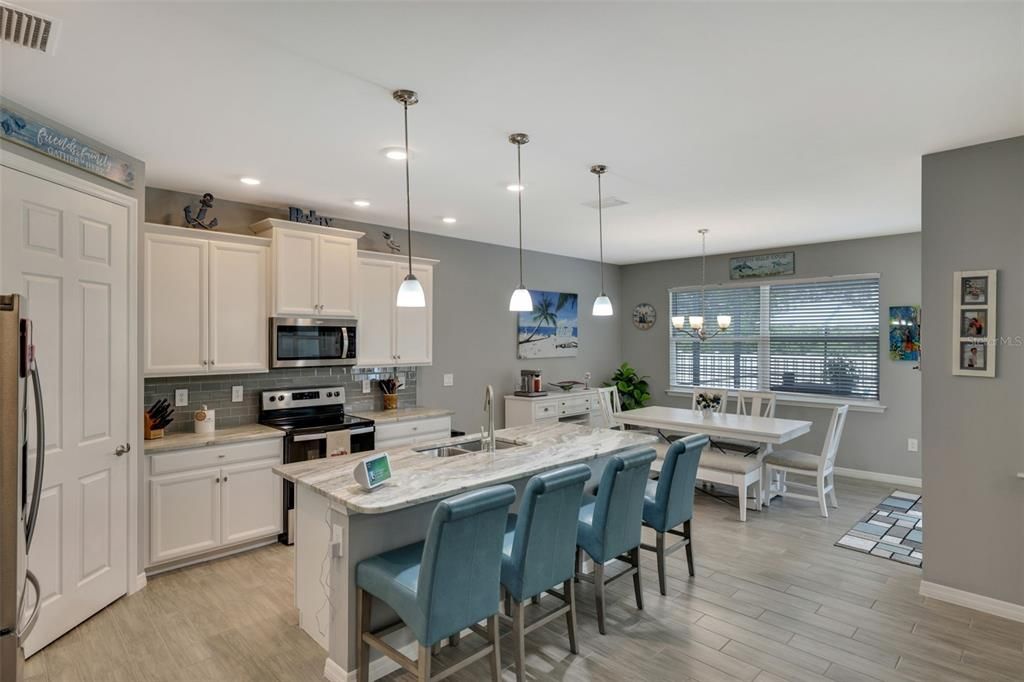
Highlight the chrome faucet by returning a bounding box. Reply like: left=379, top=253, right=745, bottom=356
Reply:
left=483, top=384, right=496, bottom=453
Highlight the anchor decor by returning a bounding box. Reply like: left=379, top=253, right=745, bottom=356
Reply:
left=288, top=207, right=333, bottom=227
left=183, top=193, right=219, bottom=230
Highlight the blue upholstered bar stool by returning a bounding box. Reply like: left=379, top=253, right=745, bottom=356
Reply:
left=575, top=447, right=657, bottom=635
left=500, top=464, right=592, bottom=681
left=641, top=434, right=708, bottom=595
left=355, top=485, right=517, bottom=682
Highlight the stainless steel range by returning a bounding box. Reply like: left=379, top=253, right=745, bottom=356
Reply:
left=258, top=386, right=374, bottom=544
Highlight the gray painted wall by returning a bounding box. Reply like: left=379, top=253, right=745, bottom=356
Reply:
left=147, top=188, right=624, bottom=434
left=921, top=136, right=1024, bottom=607
left=619, top=233, right=922, bottom=479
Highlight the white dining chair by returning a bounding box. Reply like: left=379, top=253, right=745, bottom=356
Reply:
left=762, top=405, right=849, bottom=517
left=595, top=386, right=622, bottom=429
left=727, top=390, right=778, bottom=456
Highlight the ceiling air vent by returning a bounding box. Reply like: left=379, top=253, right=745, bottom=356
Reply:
left=582, top=196, right=629, bottom=210
left=1, top=2, right=58, bottom=54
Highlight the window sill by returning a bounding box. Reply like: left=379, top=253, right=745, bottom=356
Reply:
left=664, top=388, right=887, bottom=414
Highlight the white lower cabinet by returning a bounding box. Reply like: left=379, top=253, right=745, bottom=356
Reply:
left=375, top=417, right=452, bottom=449
left=147, top=438, right=282, bottom=567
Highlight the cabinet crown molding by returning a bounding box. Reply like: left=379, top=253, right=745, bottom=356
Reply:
left=145, top=222, right=271, bottom=247
left=250, top=218, right=365, bottom=241
left=358, top=249, right=439, bottom=265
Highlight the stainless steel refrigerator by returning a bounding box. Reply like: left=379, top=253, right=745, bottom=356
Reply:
left=1, top=294, right=45, bottom=682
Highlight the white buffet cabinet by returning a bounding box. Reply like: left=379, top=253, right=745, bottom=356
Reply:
left=504, top=389, right=603, bottom=427
left=143, top=224, right=270, bottom=376
left=144, top=436, right=283, bottom=572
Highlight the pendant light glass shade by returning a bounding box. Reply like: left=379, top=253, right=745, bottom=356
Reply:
left=397, top=273, right=426, bottom=307
left=592, top=295, right=613, bottom=316
left=393, top=89, right=426, bottom=308
left=509, top=287, right=533, bottom=312
left=590, top=164, right=613, bottom=317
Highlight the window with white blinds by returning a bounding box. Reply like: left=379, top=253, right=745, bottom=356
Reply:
left=669, top=276, right=880, bottom=400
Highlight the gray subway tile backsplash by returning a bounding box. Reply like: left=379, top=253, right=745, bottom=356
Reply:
left=144, top=366, right=417, bottom=433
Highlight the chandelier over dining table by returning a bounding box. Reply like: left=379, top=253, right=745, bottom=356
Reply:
left=671, top=229, right=731, bottom=341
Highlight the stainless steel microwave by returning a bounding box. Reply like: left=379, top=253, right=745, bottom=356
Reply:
left=270, top=317, right=358, bottom=368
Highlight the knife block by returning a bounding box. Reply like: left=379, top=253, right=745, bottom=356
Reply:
left=144, top=416, right=164, bottom=440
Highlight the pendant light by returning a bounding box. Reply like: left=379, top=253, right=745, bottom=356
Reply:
left=508, top=133, right=533, bottom=312
left=671, top=229, right=731, bottom=341
left=393, top=89, right=426, bottom=308
left=590, top=164, right=613, bottom=316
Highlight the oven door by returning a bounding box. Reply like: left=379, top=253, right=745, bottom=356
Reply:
left=271, top=317, right=357, bottom=368
left=348, top=426, right=375, bottom=454
left=280, top=430, right=329, bottom=544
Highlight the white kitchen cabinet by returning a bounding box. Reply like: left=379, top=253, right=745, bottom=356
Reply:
left=504, top=389, right=603, bottom=427
left=221, top=458, right=283, bottom=545
left=149, top=467, right=221, bottom=564
left=251, top=219, right=363, bottom=318
left=146, top=438, right=283, bottom=569
left=144, top=230, right=208, bottom=375
left=357, top=251, right=437, bottom=367
left=375, top=416, right=452, bottom=449
left=144, top=224, right=269, bottom=376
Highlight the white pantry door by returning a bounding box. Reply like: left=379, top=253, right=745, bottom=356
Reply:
left=0, top=166, right=129, bottom=655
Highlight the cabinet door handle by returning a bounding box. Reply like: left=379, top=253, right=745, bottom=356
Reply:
left=202, top=360, right=208, bottom=366
left=215, top=477, right=220, bottom=483
left=223, top=475, right=228, bottom=482
left=114, top=443, right=130, bottom=456
left=210, top=360, right=216, bottom=366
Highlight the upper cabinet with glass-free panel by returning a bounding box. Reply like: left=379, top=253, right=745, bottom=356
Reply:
left=251, top=219, right=364, bottom=318
left=356, top=251, right=437, bottom=367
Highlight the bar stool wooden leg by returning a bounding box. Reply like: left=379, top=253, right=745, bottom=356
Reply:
left=594, top=561, right=606, bottom=635
left=512, top=599, right=526, bottom=682
left=631, top=547, right=644, bottom=611
left=488, top=613, right=502, bottom=682
left=563, top=579, right=579, bottom=655
left=574, top=546, right=582, bottom=583
left=417, top=642, right=432, bottom=682
left=357, top=588, right=372, bottom=682
left=448, top=631, right=460, bottom=648
left=655, top=532, right=667, bottom=595
left=684, top=520, right=695, bottom=577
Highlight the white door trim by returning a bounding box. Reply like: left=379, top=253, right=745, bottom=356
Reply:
left=0, top=149, right=141, bottom=596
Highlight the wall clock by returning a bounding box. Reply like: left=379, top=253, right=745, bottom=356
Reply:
left=632, top=303, right=656, bottom=330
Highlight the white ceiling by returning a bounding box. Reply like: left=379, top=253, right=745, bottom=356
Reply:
left=3, top=2, right=1022, bottom=264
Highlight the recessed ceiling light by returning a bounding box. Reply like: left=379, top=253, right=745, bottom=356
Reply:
left=383, top=147, right=408, bottom=160
left=240, top=177, right=261, bottom=185
left=353, top=200, right=371, bottom=207
left=506, top=184, right=525, bottom=192
left=442, top=217, right=457, bottom=224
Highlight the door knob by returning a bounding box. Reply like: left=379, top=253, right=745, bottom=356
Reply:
left=114, top=443, right=130, bottom=456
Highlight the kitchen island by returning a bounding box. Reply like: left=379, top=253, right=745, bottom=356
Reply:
left=273, top=421, right=657, bottom=680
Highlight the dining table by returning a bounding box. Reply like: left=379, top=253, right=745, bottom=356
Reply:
left=614, top=406, right=814, bottom=520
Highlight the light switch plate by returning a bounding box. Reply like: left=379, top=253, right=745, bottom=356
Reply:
left=175, top=388, right=188, bottom=407
left=231, top=386, right=243, bottom=403
left=907, top=438, right=918, bottom=452
left=362, top=379, right=371, bottom=394
left=443, top=373, right=454, bottom=387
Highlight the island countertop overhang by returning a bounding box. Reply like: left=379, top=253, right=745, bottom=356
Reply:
left=273, top=422, right=658, bottom=515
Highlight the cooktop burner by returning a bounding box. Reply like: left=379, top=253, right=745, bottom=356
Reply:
left=257, top=386, right=374, bottom=432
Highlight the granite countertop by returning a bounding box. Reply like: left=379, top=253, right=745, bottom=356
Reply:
left=351, top=407, right=455, bottom=424
left=274, top=422, right=656, bottom=515
left=145, top=424, right=284, bottom=454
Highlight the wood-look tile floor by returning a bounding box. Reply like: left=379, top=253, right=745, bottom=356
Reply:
left=26, top=477, right=1024, bottom=681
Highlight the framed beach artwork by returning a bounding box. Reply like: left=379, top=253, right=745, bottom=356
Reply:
left=729, top=251, right=795, bottom=280
left=888, top=305, right=920, bottom=361
left=516, top=290, right=579, bottom=359
left=952, top=270, right=996, bottom=378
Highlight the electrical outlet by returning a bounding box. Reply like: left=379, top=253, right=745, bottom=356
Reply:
left=175, top=388, right=188, bottom=407
left=231, top=385, right=243, bottom=403
left=362, top=379, right=371, bottom=394
left=907, top=438, right=919, bottom=452
left=443, top=373, right=454, bottom=387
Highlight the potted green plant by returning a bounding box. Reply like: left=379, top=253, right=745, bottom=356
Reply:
left=606, top=362, right=651, bottom=410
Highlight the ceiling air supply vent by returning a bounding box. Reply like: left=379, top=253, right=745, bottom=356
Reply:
left=0, top=2, right=57, bottom=54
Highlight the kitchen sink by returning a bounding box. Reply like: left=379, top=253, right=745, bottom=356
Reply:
left=414, top=438, right=521, bottom=457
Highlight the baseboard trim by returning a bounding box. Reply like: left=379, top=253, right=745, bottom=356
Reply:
left=133, top=572, right=147, bottom=593
left=919, top=581, right=1024, bottom=623
left=322, top=657, right=347, bottom=682
left=833, top=466, right=921, bottom=488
